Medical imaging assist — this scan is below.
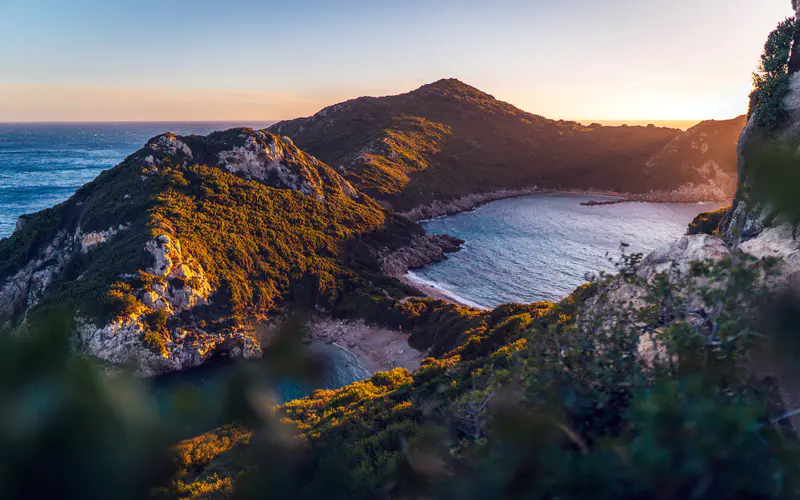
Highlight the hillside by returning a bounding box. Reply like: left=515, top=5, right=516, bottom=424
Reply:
left=0, top=129, right=457, bottom=375
left=644, top=115, right=746, bottom=200
left=270, top=79, right=741, bottom=211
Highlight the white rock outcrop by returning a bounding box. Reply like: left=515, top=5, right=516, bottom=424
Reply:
left=217, top=134, right=321, bottom=196
left=142, top=234, right=211, bottom=312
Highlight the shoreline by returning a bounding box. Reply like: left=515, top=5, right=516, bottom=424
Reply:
left=398, top=273, right=487, bottom=309
left=399, top=187, right=727, bottom=223
left=307, top=316, right=426, bottom=374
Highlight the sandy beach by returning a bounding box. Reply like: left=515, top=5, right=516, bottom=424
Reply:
left=308, top=316, right=427, bottom=373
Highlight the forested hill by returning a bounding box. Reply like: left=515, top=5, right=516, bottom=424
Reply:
left=270, top=79, right=742, bottom=211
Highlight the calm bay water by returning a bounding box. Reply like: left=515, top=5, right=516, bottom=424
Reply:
left=150, top=342, right=371, bottom=435
left=411, top=194, right=724, bottom=309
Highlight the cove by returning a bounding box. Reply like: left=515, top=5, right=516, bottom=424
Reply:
left=409, top=193, right=724, bottom=309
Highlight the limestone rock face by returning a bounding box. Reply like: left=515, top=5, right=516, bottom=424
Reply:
left=73, top=232, right=260, bottom=377
left=643, top=116, right=744, bottom=202
left=582, top=235, right=732, bottom=332
left=75, top=316, right=261, bottom=377
left=640, top=234, right=730, bottom=276
left=0, top=224, right=128, bottom=320
left=132, top=129, right=358, bottom=201
left=740, top=224, right=800, bottom=289
left=142, top=234, right=212, bottom=313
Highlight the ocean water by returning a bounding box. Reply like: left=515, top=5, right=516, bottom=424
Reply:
left=0, top=122, right=274, bottom=238
left=410, top=194, right=725, bottom=309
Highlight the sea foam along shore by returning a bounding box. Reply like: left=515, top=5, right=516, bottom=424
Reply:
left=400, top=272, right=489, bottom=310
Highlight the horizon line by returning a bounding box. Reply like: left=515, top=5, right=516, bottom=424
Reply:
left=0, top=117, right=737, bottom=126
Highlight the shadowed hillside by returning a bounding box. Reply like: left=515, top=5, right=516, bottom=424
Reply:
left=271, top=79, right=741, bottom=211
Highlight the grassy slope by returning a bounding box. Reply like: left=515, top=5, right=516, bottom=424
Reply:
left=270, top=79, right=732, bottom=211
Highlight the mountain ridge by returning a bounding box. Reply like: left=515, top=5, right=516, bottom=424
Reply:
left=270, top=78, right=742, bottom=212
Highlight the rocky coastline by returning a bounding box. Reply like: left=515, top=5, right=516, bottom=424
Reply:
left=397, top=188, right=545, bottom=221
left=400, top=185, right=732, bottom=222
left=379, top=232, right=464, bottom=277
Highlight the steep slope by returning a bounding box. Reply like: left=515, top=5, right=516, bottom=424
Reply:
left=0, top=129, right=400, bottom=375
left=168, top=25, right=800, bottom=500
left=644, top=115, right=746, bottom=200
left=270, top=79, right=739, bottom=211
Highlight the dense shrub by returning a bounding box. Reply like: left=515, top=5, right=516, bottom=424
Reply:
left=163, top=251, right=800, bottom=499
left=687, top=205, right=731, bottom=235
left=750, top=17, right=798, bottom=130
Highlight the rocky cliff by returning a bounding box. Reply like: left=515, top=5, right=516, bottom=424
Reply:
left=644, top=115, right=745, bottom=201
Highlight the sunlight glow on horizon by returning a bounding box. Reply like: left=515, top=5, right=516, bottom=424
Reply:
left=0, top=0, right=792, bottom=123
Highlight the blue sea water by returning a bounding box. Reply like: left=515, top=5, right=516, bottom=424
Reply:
left=149, top=342, right=371, bottom=434
left=0, top=122, right=275, bottom=238
left=411, top=194, right=724, bottom=309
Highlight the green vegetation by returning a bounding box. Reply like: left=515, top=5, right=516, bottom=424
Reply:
left=0, top=22, right=791, bottom=498
left=0, top=131, right=393, bottom=343
left=750, top=17, right=798, bottom=130
left=687, top=205, right=731, bottom=235
left=165, top=252, right=800, bottom=499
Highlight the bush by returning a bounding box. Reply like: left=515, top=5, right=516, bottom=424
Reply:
left=687, top=205, right=730, bottom=235
left=750, top=17, right=798, bottom=130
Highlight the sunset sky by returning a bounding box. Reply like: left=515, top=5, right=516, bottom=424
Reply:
left=0, top=0, right=792, bottom=122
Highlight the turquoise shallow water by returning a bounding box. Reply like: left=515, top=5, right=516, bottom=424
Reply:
left=149, top=342, right=372, bottom=435
left=410, top=194, right=724, bottom=309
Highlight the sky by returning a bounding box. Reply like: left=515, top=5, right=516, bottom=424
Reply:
left=0, top=0, right=793, bottom=122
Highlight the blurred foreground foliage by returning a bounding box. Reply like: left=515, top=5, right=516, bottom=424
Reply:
left=162, top=249, right=800, bottom=499
left=3, top=247, right=800, bottom=499
left=0, top=314, right=174, bottom=499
